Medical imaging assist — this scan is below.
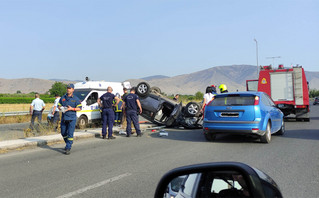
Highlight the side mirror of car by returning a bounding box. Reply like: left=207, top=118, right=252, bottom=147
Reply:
left=154, top=162, right=282, bottom=198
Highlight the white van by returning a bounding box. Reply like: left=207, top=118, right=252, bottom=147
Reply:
left=73, top=80, right=131, bottom=128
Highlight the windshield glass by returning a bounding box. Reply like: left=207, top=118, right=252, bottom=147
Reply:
left=209, top=95, right=255, bottom=106
left=73, top=90, right=90, bottom=101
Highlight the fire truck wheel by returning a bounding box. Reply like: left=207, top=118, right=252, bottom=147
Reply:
left=276, top=120, right=285, bottom=135
left=260, top=122, right=271, bottom=143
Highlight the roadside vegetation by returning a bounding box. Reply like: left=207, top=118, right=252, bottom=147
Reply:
left=309, top=89, right=319, bottom=98
left=165, top=91, right=204, bottom=103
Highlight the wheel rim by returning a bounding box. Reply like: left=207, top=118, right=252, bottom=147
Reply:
left=79, top=118, right=86, bottom=127
left=267, top=124, right=271, bottom=141
left=138, top=84, right=148, bottom=94
left=188, top=104, right=198, bottom=115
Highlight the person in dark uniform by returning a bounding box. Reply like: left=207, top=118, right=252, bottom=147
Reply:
left=122, top=87, right=128, bottom=99
left=97, top=86, right=120, bottom=139
left=58, top=84, right=82, bottom=155
left=122, top=87, right=143, bottom=137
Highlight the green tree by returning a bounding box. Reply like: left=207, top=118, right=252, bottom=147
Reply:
left=195, top=91, right=204, bottom=100
left=309, top=89, right=319, bottom=98
left=16, top=90, right=21, bottom=94
left=49, top=82, right=67, bottom=97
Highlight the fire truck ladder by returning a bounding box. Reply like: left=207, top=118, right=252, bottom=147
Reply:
left=293, top=67, right=303, bottom=105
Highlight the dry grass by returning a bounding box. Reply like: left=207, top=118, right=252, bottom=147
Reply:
left=0, top=114, right=36, bottom=124
left=0, top=103, right=62, bottom=139
left=0, top=103, right=54, bottom=112
left=23, top=123, right=60, bottom=138
left=0, top=103, right=54, bottom=125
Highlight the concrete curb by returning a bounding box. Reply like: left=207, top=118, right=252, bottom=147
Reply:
left=0, top=123, right=157, bottom=154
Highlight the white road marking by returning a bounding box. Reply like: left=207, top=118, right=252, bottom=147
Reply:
left=56, top=173, right=132, bottom=198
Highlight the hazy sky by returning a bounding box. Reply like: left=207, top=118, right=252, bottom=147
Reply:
left=1, top=0, right=318, bottom=82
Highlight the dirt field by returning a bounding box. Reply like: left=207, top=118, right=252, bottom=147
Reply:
left=0, top=103, right=54, bottom=112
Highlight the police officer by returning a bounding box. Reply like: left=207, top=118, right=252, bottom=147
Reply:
left=219, top=84, right=228, bottom=93
left=58, top=84, right=82, bottom=155
left=122, top=87, right=143, bottom=137
left=97, top=86, right=120, bottom=139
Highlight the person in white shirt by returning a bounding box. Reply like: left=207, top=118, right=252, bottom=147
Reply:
left=201, top=86, right=215, bottom=114
left=51, top=94, right=61, bottom=131
left=29, top=93, right=45, bottom=130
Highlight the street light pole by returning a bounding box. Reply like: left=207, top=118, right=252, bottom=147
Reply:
left=254, top=38, right=259, bottom=76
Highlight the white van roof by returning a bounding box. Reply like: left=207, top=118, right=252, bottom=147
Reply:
left=74, top=81, right=131, bottom=90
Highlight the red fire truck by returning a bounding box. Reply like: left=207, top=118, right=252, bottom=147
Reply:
left=246, top=65, right=310, bottom=121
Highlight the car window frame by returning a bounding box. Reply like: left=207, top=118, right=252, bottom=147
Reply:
left=263, top=93, right=275, bottom=107
left=179, top=173, right=201, bottom=197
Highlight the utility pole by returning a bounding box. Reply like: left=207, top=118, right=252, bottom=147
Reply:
left=266, top=56, right=281, bottom=67
left=254, top=38, right=259, bottom=76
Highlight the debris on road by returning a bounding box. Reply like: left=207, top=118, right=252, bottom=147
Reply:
left=158, top=129, right=168, bottom=137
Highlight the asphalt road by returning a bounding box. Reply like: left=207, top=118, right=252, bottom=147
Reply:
left=0, top=105, right=318, bottom=198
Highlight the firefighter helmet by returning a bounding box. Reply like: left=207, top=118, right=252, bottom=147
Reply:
left=219, top=84, right=228, bottom=93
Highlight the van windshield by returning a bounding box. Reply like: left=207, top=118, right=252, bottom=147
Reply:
left=74, top=91, right=90, bottom=101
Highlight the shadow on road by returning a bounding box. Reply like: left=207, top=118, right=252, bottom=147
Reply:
left=148, top=129, right=261, bottom=144
left=281, top=129, right=319, bottom=141
left=39, top=144, right=65, bottom=154
left=310, top=117, right=319, bottom=121
left=20, top=138, right=66, bottom=154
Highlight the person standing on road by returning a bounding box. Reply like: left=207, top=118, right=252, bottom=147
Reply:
left=29, top=93, right=46, bottom=131
left=201, top=86, right=214, bottom=114
left=51, top=94, right=61, bottom=132
left=122, top=88, right=128, bottom=99
left=122, top=87, right=143, bottom=137
left=58, top=84, right=82, bottom=155
left=121, top=87, right=129, bottom=132
left=113, top=93, right=123, bottom=126
left=98, top=86, right=120, bottom=139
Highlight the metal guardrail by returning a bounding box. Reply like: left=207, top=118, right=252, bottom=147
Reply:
left=1, top=110, right=50, bottom=117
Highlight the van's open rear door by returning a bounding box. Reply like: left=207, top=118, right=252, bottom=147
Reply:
left=246, top=80, right=258, bottom=91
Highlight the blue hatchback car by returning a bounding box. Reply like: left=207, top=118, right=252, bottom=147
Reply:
left=203, top=92, right=285, bottom=143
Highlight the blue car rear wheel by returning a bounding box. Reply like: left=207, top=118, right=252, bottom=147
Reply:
left=205, top=133, right=216, bottom=141
left=260, top=122, right=271, bottom=143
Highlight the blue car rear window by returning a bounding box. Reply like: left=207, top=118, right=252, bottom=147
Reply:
left=209, top=95, right=255, bottom=106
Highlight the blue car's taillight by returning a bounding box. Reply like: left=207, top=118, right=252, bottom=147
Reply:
left=254, top=96, right=260, bottom=105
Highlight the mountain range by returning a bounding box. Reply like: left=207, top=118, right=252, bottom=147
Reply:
left=0, top=65, right=318, bottom=95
